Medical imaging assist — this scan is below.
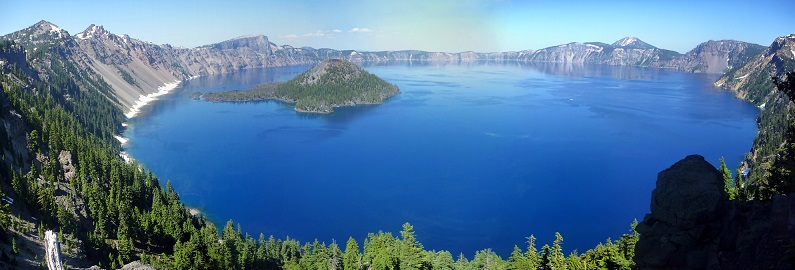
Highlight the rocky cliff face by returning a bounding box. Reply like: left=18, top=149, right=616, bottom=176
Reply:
left=635, top=155, right=794, bottom=269
left=715, top=35, right=795, bottom=103
left=668, top=40, right=766, bottom=74
left=0, top=21, right=768, bottom=116
left=712, top=35, right=795, bottom=183
left=518, top=40, right=679, bottom=68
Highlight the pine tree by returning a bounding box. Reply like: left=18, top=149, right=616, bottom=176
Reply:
left=719, top=157, right=736, bottom=200
left=548, top=232, right=566, bottom=269
left=526, top=234, right=541, bottom=268
left=507, top=245, right=529, bottom=270
left=343, top=236, right=360, bottom=270
left=398, top=222, right=425, bottom=270
left=432, top=251, right=455, bottom=270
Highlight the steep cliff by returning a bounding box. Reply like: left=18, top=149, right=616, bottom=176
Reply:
left=713, top=35, right=795, bottom=183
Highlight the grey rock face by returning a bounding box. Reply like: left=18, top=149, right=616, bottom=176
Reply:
left=120, top=261, right=158, bottom=270
left=635, top=155, right=727, bottom=269
left=650, top=155, right=727, bottom=228
left=635, top=155, right=795, bottom=269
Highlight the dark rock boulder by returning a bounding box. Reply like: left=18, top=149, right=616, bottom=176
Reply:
left=635, top=155, right=795, bottom=269
left=635, top=155, right=728, bottom=269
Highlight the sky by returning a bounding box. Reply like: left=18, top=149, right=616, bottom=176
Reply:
left=2, top=0, right=793, bottom=53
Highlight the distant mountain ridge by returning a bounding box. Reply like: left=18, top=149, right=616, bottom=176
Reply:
left=0, top=20, right=768, bottom=114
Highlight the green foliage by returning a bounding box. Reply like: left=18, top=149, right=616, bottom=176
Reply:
left=763, top=71, right=795, bottom=199
left=116, top=67, right=139, bottom=88
left=573, top=221, right=638, bottom=270
left=719, top=157, right=738, bottom=200
left=344, top=236, right=361, bottom=270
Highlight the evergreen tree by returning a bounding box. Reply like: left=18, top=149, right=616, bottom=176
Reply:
left=719, top=157, right=737, bottom=200
left=507, top=245, right=529, bottom=270
left=432, top=251, right=455, bottom=270
left=398, top=222, right=425, bottom=270
left=547, top=232, right=565, bottom=269
left=343, top=236, right=361, bottom=270
left=526, top=234, right=541, bottom=268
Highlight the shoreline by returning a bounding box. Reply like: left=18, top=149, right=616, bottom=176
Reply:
left=124, top=80, right=183, bottom=118
left=113, top=135, right=128, bottom=145
left=115, top=76, right=200, bottom=159
left=123, top=75, right=198, bottom=119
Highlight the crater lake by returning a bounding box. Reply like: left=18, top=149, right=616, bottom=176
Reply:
left=122, top=62, right=759, bottom=257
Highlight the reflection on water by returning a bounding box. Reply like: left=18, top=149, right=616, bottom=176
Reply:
left=361, top=60, right=664, bottom=80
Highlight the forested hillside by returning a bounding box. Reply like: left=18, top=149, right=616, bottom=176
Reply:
left=715, top=34, right=795, bottom=199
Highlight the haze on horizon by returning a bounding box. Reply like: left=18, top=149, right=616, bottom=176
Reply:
left=2, top=0, right=793, bottom=54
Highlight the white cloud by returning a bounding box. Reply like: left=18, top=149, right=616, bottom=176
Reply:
left=303, top=31, right=334, bottom=38
left=280, top=34, right=299, bottom=39
left=350, top=28, right=372, bottom=33
left=332, top=29, right=342, bottom=33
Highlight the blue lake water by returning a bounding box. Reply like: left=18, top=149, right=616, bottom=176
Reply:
left=123, top=62, right=759, bottom=257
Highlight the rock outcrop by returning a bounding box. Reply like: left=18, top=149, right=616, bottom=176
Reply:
left=635, top=155, right=794, bottom=269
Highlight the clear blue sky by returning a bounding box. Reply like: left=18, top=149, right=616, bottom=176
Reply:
left=2, top=0, right=793, bottom=53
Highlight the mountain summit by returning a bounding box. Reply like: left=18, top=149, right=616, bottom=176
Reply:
left=611, top=37, right=656, bottom=49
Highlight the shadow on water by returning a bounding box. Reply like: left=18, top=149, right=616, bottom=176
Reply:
left=295, top=104, right=381, bottom=125
left=514, top=62, right=665, bottom=81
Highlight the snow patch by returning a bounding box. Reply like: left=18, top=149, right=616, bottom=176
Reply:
left=114, top=135, right=129, bottom=145
left=617, top=37, right=638, bottom=47
left=49, top=24, right=62, bottom=33
left=120, top=151, right=134, bottom=163
left=124, top=80, right=182, bottom=118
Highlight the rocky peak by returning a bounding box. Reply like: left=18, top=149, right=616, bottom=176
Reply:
left=76, top=24, right=104, bottom=40
left=296, top=58, right=363, bottom=86
left=771, top=34, right=795, bottom=58
left=612, top=37, right=656, bottom=49
left=206, top=34, right=272, bottom=53
left=3, top=20, right=70, bottom=44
